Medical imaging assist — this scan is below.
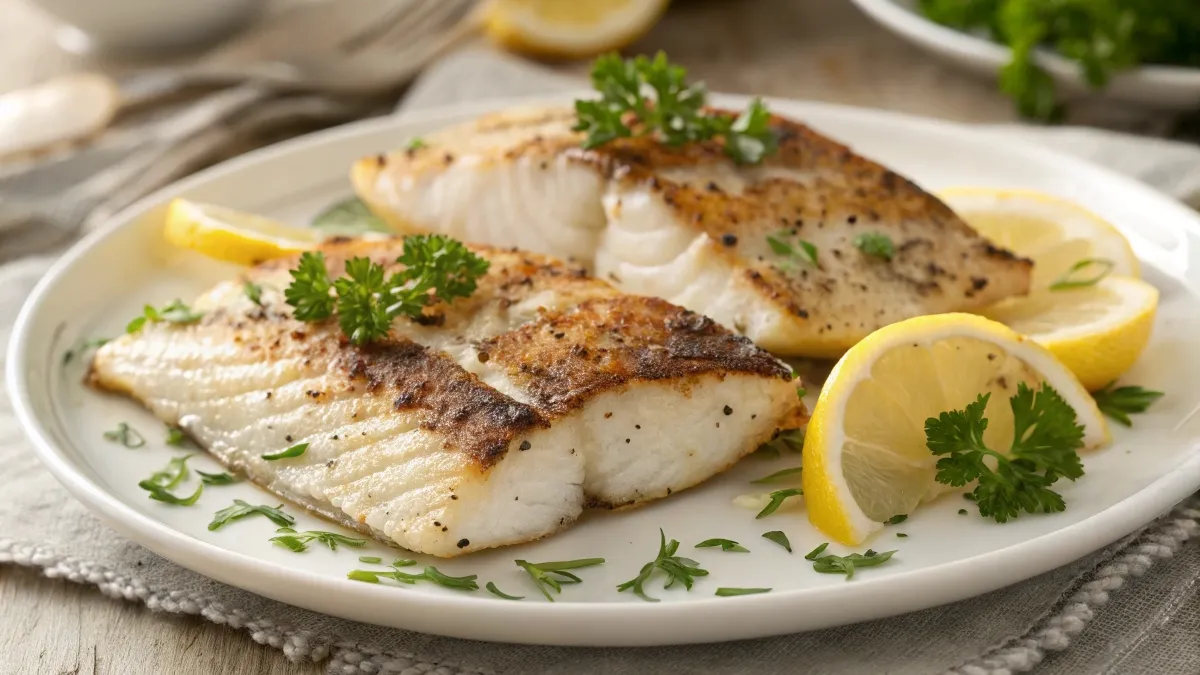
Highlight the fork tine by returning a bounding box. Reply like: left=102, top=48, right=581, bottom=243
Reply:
left=335, top=0, right=420, bottom=54
left=370, top=0, right=479, bottom=51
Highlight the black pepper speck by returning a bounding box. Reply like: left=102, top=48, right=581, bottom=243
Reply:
left=723, top=405, right=733, bottom=416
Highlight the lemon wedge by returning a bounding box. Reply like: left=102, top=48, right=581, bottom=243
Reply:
left=982, top=276, right=1158, bottom=391
left=802, top=313, right=1109, bottom=545
left=483, top=0, right=669, bottom=59
left=939, top=188, right=1139, bottom=290
left=163, top=199, right=322, bottom=265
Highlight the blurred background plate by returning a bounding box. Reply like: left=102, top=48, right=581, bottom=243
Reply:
left=849, top=0, right=1200, bottom=110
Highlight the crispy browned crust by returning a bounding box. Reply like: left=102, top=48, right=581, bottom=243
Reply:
left=479, top=296, right=793, bottom=416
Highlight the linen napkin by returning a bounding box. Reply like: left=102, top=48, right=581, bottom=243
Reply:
left=3, top=48, right=1200, bottom=675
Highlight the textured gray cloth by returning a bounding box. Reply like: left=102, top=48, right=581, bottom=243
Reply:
left=4, top=49, right=1200, bottom=675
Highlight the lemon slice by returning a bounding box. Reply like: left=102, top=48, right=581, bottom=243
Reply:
left=802, top=313, right=1109, bottom=545
left=982, top=276, right=1158, bottom=391
left=939, top=188, right=1139, bottom=290
left=163, top=199, right=322, bottom=265
left=483, top=0, right=669, bottom=59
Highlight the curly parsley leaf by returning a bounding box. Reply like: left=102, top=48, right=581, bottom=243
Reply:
left=617, top=529, right=709, bottom=602
left=926, top=382, right=1085, bottom=523
left=208, top=500, right=294, bottom=531
left=284, top=252, right=335, bottom=321
left=1091, top=382, right=1163, bottom=427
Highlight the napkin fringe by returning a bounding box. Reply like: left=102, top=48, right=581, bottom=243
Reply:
left=0, top=538, right=492, bottom=675
left=945, top=497, right=1200, bottom=675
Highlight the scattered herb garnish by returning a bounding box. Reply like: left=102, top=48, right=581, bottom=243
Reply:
left=262, top=443, right=308, bottom=461
left=244, top=281, right=264, bottom=306
left=695, top=538, right=749, bottom=553
left=804, top=543, right=829, bottom=560
left=886, top=514, right=908, bottom=525
left=514, top=558, right=606, bottom=602
left=269, top=527, right=367, bottom=553
left=715, top=587, right=771, bottom=596
left=1048, top=258, right=1115, bottom=291
left=755, top=428, right=804, bottom=458
left=896, top=533, right=909, bottom=538
left=485, top=581, right=525, bottom=600
left=358, top=556, right=382, bottom=564
left=165, top=426, right=188, bottom=447
left=926, top=382, right=1085, bottom=523
left=751, top=466, right=802, bottom=484
left=810, top=547, right=897, bottom=580
left=62, top=337, right=109, bottom=365
left=762, top=530, right=792, bottom=552
left=104, top=422, right=146, bottom=448
left=393, top=558, right=417, bottom=567
left=348, top=565, right=478, bottom=591
left=617, top=529, right=709, bottom=602
left=283, top=235, right=490, bottom=345
left=959, top=509, right=969, bottom=515
left=853, top=232, right=895, bottom=261
left=145, top=455, right=192, bottom=489
left=767, top=231, right=819, bottom=269
left=197, top=470, right=237, bottom=486
left=126, top=299, right=203, bottom=334
left=796, top=387, right=807, bottom=399
left=311, top=196, right=390, bottom=235
left=138, top=480, right=203, bottom=506
left=1090, top=382, right=1163, bottom=427
left=756, top=488, right=804, bottom=519
left=404, top=137, right=427, bottom=152
left=574, top=52, right=778, bottom=164
left=208, top=500, right=294, bottom=531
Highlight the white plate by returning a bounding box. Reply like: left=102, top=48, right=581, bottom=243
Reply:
left=9, top=95, right=1200, bottom=647
left=850, top=0, right=1200, bottom=110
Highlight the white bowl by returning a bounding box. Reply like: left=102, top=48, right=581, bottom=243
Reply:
left=850, top=0, right=1200, bottom=110
left=26, top=0, right=264, bottom=54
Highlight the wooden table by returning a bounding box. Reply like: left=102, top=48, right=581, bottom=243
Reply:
left=0, top=1, right=1162, bottom=673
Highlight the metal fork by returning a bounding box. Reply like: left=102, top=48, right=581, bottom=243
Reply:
left=0, top=0, right=480, bottom=262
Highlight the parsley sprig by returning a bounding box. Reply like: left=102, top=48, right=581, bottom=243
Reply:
left=283, top=235, right=490, bottom=345
left=926, top=382, right=1086, bottom=523
left=574, top=52, right=778, bottom=165
left=514, top=558, right=606, bottom=602
left=270, top=527, right=367, bottom=553
left=1091, top=382, right=1163, bottom=427
left=617, top=529, right=709, bottom=602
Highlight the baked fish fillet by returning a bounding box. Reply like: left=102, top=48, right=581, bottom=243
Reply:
left=89, top=239, right=806, bottom=557
left=353, top=105, right=1032, bottom=357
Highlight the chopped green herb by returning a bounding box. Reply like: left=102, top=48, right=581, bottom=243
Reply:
left=208, top=500, right=294, bottom=531
left=126, top=300, right=203, bottom=334
left=165, top=426, right=188, bottom=447
left=886, top=514, right=908, bottom=525
left=574, top=52, right=778, bottom=165
left=751, top=466, right=802, bottom=484
left=347, top=565, right=478, bottom=591
left=404, top=137, right=427, bottom=152
left=695, top=538, right=749, bottom=553
left=145, top=455, right=192, bottom=489
left=958, top=509, right=969, bottom=515
left=761, top=530, right=792, bottom=552
left=197, top=470, right=237, bottom=486
left=284, top=235, right=490, bottom=345
left=804, top=542, right=829, bottom=560
left=756, top=488, right=803, bottom=519
left=138, top=480, right=203, bottom=506
left=393, top=558, right=416, bottom=567
left=617, top=529, right=709, bottom=602
left=262, top=443, right=308, bottom=460
left=311, top=197, right=390, bottom=235
left=358, top=556, right=383, bottom=564
left=715, top=587, right=771, bottom=596
left=104, top=422, right=146, bottom=448
left=896, top=533, right=908, bottom=538
left=515, top=558, right=606, bottom=602
left=1090, top=382, right=1163, bottom=427
left=927, top=382, right=1085, bottom=523
left=1049, top=258, right=1115, bottom=291
left=796, top=387, right=807, bottom=399
left=853, top=232, right=895, bottom=261
left=767, top=232, right=819, bottom=269
left=755, top=428, right=804, bottom=458
left=244, top=281, right=264, bottom=306
left=810, top=548, right=897, bottom=579
left=62, top=337, right=109, bottom=365
left=485, top=581, right=524, bottom=600
left=269, top=529, right=367, bottom=553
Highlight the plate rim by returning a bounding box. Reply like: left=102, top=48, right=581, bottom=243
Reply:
left=849, top=0, right=1200, bottom=85
left=9, top=94, right=1200, bottom=646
